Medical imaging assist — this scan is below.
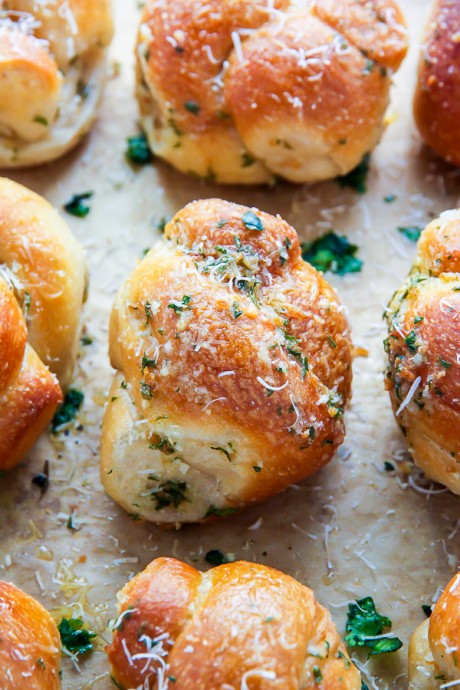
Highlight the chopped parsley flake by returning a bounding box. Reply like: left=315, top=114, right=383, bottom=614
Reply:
left=151, top=480, right=188, bottom=510
left=64, top=192, right=93, bottom=218
left=126, top=133, right=152, bottom=164
left=438, top=356, right=451, bottom=369
left=205, top=506, right=239, bottom=518
left=58, top=617, right=96, bottom=657
left=184, top=100, right=200, bottom=114
left=404, top=330, right=418, bottom=353
left=398, top=226, right=423, bottom=242
left=145, top=301, right=153, bottom=322
left=232, top=301, right=243, bottom=319
left=242, top=152, right=256, bottom=167
left=168, top=295, right=192, bottom=314
left=313, top=666, right=323, bottom=683
left=141, top=354, right=157, bottom=371
left=338, top=154, right=370, bottom=193
left=140, top=381, right=153, bottom=399
left=33, top=115, right=48, bottom=126
left=205, top=549, right=233, bottom=566
left=301, top=232, right=362, bottom=275
left=345, top=597, right=403, bottom=656
left=51, top=389, right=84, bottom=432
left=210, top=445, right=234, bottom=460
left=242, top=210, right=264, bottom=232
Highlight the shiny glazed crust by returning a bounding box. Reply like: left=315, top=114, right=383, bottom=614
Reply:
left=107, top=558, right=361, bottom=690
left=136, top=0, right=408, bottom=184
left=414, top=0, right=460, bottom=167
left=0, top=580, right=61, bottom=689
left=385, top=209, right=460, bottom=493
left=409, top=573, right=460, bottom=687
left=0, top=178, right=87, bottom=470
left=101, top=198, right=353, bottom=524
left=0, top=0, right=113, bottom=167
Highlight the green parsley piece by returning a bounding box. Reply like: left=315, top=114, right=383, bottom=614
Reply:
left=313, top=666, right=323, bottom=683
left=33, top=115, right=48, bottom=126
left=151, top=480, right=188, bottom=510
left=345, top=597, right=403, bottom=656
left=58, top=617, right=97, bottom=657
left=126, top=133, right=152, bottom=164
left=145, top=301, right=153, bottom=323
left=205, top=506, right=239, bottom=518
left=242, top=152, right=256, bottom=167
left=210, top=443, right=235, bottom=460
left=242, top=210, right=264, bottom=232
left=168, top=295, right=192, bottom=314
left=404, top=330, right=417, bottom=354
left=184, top=100, right=200, bottom=115
left=232, top=301, right=243, bottom=319
left=141, top=354, right=157, bottom=371
left=301, top=232, right=362, bottom=275
left=338, top=154, right=370, bottom=193
left=140, top=381, right=153, bottom=399
left=438, top=356, right=451, bottom=369
left=205, top=549, right=233, bottom=566
left=398, top=226, right=423, bottom=242
left=64, top=192, right=93, bottom=218
left=51, top=389, right=84, bottom=432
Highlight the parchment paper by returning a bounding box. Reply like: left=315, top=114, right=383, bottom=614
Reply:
left=1, top=1, right=459, bottom=688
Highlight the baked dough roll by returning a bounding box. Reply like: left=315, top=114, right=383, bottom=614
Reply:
left=414, top=0, right=460, bottom=167
left=135, top=0, right=408, bottom=184
left=385, top=209, right=460, bottom=493
left=0, top=178, right=87, bottom=470
left=108, top=558, right=361, bottom=690
left=0, top=0, right=113, bottom=167
left=0, top=580, right=61, bottom=689
left=409, top=572, right=460, bottom=689
left=101, top=199, right=353, bottom=524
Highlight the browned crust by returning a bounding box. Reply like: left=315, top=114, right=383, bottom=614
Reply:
left=0, top=177, right=87, bottom=389
left=108, top=558, right=360, bottom=690
left=137, top=0, right=407, bottom=182
left=428, top=572, right=460, bottom=676
left=106, top=199, right=353, bottom=512
left=385, top=212, right=460, bottom=492
left=0, top=580, right=61, bottom=689
left=0, top=344, right=62, bottom=471
left=0, top=281, right=27, bottom=393
left=0, top=27, right=60, bottom=82
left=224, top=11, right=392, bottom=169
left=414, top=0, right=460, bottom=166
left=312, top=0, right=408, bottom=70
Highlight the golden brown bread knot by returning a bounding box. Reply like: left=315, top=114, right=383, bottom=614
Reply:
left=136, top=0, right=408, bottom=184
left=414, top=0, right=460, bottom=168
left=101, top=199, right=353, bottom=524
left=409, top=572, right=460, bottom=688
left=0, top=0, right=113, bottom=167
left=108, top=557, right=361, bottom=690
left=385, top=210, right=460, bottom=493
left=0, top=178, right=87, bottom=471
left=0, top=580, right=61, bottom=689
